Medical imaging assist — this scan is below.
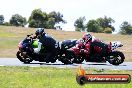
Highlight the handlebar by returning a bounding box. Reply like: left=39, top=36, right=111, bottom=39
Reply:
left=25, top=34, right=35, bottom=43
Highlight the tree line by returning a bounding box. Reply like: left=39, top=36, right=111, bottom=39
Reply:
left=0, top=9, right=132, bottom=35
left=0, top=9, right=66, bottom=29
left=74, top=16, right=132, bottom=35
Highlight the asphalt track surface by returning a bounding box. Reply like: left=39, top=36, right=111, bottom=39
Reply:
left=0, top=58, right=132, bottom=70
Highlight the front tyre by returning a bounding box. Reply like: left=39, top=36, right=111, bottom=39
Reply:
left=107, top=51, right=125, bottom=65
left=16, top=51, right=33, bottom=64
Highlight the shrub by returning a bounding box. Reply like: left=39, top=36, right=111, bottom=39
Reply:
left=103, top=27, right=112, bottom=33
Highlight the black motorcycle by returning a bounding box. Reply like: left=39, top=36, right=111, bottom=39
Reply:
left=16, top=34, right=77, bottom=64
left=16, top=34, right=52, bottom=63
left=55, top=39, right=77, bottom=64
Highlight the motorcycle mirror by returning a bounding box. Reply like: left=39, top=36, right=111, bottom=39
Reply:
left=27, top=35, right=30, bottom=37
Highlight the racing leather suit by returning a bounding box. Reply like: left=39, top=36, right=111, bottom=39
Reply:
left=78, top=36, right=108, bottom=62
left=34, top=33, right=57, bottom=62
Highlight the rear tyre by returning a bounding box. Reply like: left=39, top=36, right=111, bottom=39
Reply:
left=73, top=56, right=84, bottom=64
left=61, top=50, right=75, bottom=64
left=50, top=57, right=57, bottom=63
left=16, top=51, right=33, bottom=64
left=107, top=51, right=125, bottom=65
left=44, top=54, right=57, bottom=63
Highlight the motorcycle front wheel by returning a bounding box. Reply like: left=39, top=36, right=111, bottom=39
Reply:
left=16, top=51, right=33, bottom=64
left=107, top=51, right=125, bottom=65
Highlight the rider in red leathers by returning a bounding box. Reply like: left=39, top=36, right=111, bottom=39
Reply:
left=77, top=33, right=108, bottom=62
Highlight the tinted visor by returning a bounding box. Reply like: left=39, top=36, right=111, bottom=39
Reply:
left=35, top=32, right=39, bottom=36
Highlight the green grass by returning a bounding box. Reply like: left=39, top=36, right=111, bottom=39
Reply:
left=0, top=66, right=131, bottom=88
left=0, top=26, right=132, bottom=61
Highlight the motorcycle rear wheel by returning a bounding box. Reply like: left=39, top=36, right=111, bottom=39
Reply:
left=73, top=56, right=84, bottom=64
left=16, top=51, right=33, bottom=64
left=107, top=51, right=125, bottom=65
left=50, top=57, right=57, bottom=63
left=60, top=50, right=74, bottom=64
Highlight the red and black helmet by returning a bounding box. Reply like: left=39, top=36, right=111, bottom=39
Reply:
left=82, top=33, right=92, bottom=42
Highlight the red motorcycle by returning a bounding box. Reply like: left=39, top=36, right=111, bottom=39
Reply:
left=70, top=41, right=125, bottom=65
